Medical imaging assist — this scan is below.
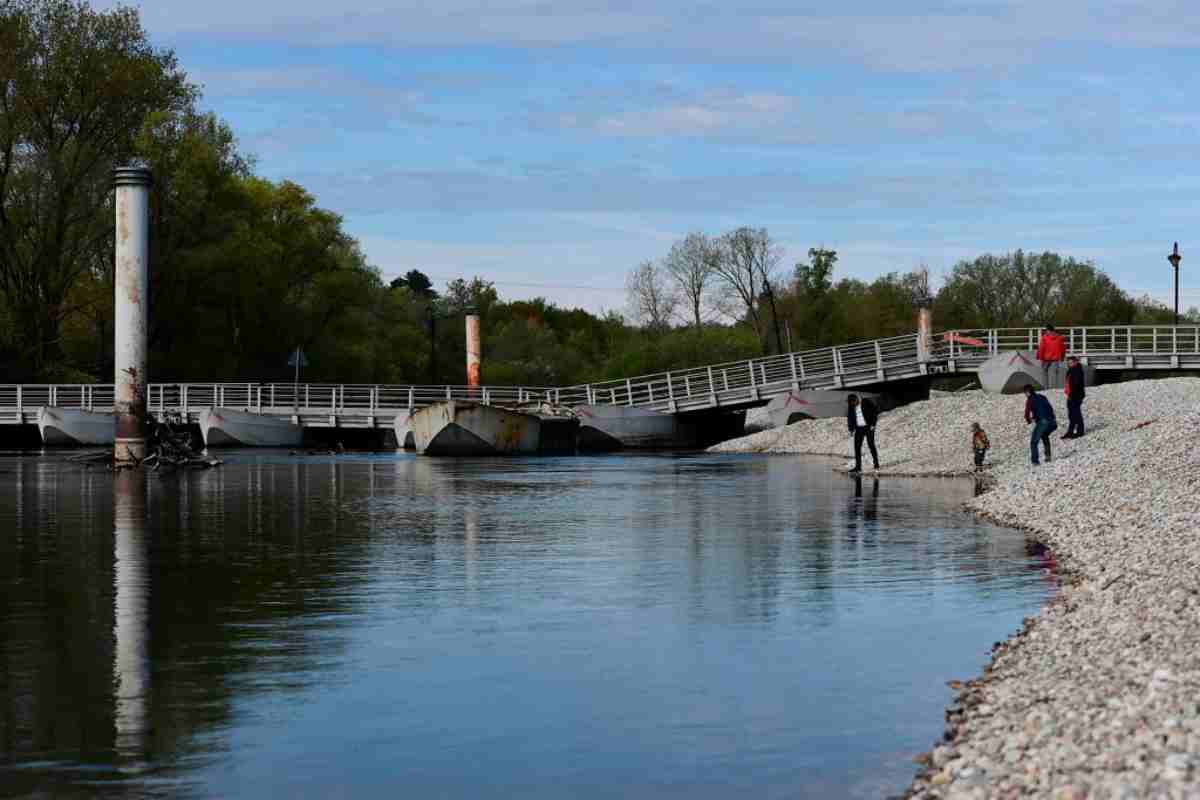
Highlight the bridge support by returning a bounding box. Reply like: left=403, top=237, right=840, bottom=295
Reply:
left=113, top=166, right=152, bottom=465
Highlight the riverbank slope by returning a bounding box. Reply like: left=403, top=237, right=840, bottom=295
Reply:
left=714, top=377, right=1200, bottom=797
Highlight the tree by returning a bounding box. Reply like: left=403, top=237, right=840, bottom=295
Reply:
left=713, top=227, right=783, bottom=353
left=788, top=248, right=838, bottom=348
left=0, top=0, right=193, bottom=378
left=443, top=276, right=498, bottom=316
left=390, top=269, right=435, bottom=297
left=936, top=251, right=1134, bottom=329
left=663, top=232, right=717, bottom=327
left=625, top=260, right=678, bottom=332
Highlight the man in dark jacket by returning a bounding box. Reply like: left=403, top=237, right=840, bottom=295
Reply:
left=1063, top=355, right=1086, bottom=439
left=847, top=394, right=880, bottom=473
left=1023, top=384, right=1057, bottom=465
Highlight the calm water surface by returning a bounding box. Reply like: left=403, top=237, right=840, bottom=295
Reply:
left=0, top=452, right=1053, bottom=799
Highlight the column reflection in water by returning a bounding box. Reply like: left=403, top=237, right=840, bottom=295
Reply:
left=112, top=469, right=150, bottom=763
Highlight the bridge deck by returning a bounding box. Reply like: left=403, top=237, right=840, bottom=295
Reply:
left=2, top=325, right=1198, bottom=426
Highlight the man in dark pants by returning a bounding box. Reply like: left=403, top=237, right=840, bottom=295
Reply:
left=1023, top=384, right=1057, bottom=465
left=846, top=394, right=880, bottom=473
left=1063, top=355, right=1086, bottom=439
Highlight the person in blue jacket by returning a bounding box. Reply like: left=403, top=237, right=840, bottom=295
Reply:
left=1022, top=384, right=1058, bottom=465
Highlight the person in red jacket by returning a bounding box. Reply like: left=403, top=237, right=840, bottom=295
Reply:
left=1036, top=324, right=1066, bottom=384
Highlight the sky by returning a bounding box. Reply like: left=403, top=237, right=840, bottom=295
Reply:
left=100, top=0, right=1200, bottom=313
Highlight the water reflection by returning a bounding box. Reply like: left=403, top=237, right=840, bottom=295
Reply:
left=113, top=470, right=150, bottom=764
left=0, top=453, right=1052, bottom=799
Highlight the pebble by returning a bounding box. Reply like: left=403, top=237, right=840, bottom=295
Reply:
left=714, top=378, right=1200, bottom=797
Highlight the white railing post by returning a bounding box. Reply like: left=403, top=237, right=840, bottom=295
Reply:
left=16, top=385, right=22, bottom=413
left=1173, top=326, right=1178, bottom=353
left=1110, top=327, right=1116, bottom=353
left=684, top=376, right=691, bottom=397
left=1082, top=328, right=1087, bottom=354
left=873, top=341, right=883, bottom=371
left=1153, top=328, right=1158, bottom=353
left=626, top=378, right=633, bottom=406
left=408, top=387, right=414, bottom=410
left=789, top=353, right=798, bottom=386
left=748, top=360, right=756, bottom=388
left=667, top=372, right=674, bottom=401
left=707, top=366, right=715, bottom=393
left=50, top=385, right=57, bottom=406
left=797, top=356, right=805, bottom=380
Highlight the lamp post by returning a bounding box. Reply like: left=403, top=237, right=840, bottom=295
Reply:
left=1168, top=242, right=1182, bottom=325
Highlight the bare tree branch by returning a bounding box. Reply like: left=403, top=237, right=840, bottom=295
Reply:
left=625, top=260, right=679, bottom=332
left=663, top=232, right=717, bottom=328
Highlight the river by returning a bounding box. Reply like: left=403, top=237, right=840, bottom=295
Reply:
left=0, top=451, right=1052, bottom=799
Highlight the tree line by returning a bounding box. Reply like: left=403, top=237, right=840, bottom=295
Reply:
left=1, top=0, right=1192, bottom=389
left=627, top=230, right=1196, bottom=356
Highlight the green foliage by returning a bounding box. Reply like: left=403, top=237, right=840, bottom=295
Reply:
left=0, top=0, right=193, bottom=379
left=390, top=269, right=436, bottom=297
left=935, top=250, right=1136, bottom=329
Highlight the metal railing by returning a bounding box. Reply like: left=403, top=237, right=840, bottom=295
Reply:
left=2, top=325, right=1198, bottom=422
left=0, top=382, right=555, bottom=418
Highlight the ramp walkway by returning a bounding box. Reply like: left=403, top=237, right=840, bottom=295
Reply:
left=2, top=325, right=1198, bottom=426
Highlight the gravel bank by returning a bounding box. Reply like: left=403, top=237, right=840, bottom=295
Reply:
left=714, top=378, right=1200, bottom=798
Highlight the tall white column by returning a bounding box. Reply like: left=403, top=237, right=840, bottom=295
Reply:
left=113, top=166, right=152, bottom=465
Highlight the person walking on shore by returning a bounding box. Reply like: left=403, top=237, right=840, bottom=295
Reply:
left=1063, top=355, right=1086, bottom=439
left=846, top=394, right=880, bottom=474
left=1023, top=384, right=1057, bottom=465
left=971, top=422, right=990, bottom=471
left=1036, top=324, right=1066, bottom=386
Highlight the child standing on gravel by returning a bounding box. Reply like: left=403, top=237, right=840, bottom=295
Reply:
left=971, top=422, right=990, bottom=471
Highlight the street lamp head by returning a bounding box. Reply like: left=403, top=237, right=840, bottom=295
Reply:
left=1168, top=241, right=1182, bottom=269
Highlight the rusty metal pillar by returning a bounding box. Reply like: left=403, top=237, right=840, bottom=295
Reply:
left=465, top=312, right=481, bottom=389
left=917, top=304, right=933, bottom=362
left=113, top=166, right=151, bottom=465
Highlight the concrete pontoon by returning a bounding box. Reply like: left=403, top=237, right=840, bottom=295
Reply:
left=199, top=407, right=304, bottom=447
left=37, top=407, right=115, bottom=445
left=977, top=351, right=1096, bottom=394
left=393, top=411, right=416, bottom=449
left=574, top=404, right=679, bottom=450
left=572, top=404, right=746, bottom=450
left=410, top=401, right=578, bottom=456
left=764, top=390, right=885, bottom=428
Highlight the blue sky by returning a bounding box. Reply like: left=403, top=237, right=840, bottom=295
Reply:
left=103, top=0, right=1200, bottom=313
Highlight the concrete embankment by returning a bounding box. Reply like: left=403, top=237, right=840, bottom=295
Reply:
left=713, top=378, right=1200, bottom=797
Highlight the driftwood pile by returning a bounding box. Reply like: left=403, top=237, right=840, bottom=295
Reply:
left=67, top=412, right=221, bottom=471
